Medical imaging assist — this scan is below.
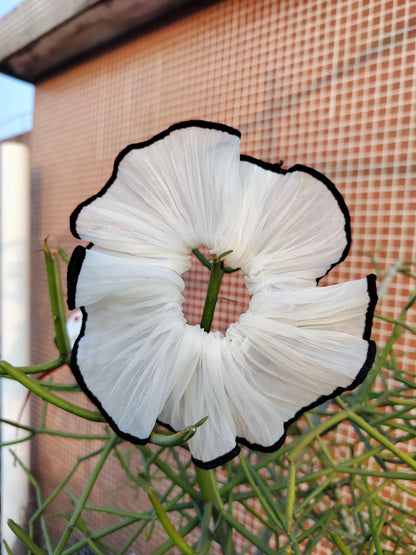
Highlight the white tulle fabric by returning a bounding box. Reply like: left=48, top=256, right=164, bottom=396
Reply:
left=71, top=123, right=374, bottom=466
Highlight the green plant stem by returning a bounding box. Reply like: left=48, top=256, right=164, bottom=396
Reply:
left=223, top=514, right=277, bottom=555
left=294, top=473, right=336, bottom=521
left=330, top=532, right=353, bottom=555
left=150, top=517, right=200, bottom=555
left=195, top=256, right=224, bottom=504
left=1, top=362, right=104, bottom=422
left=286, top=463, right=296, bottom=533
left=0, top=418, right=109, bottom=441
left=200, top=257, right=223, bottom=333
left=58, top=247, right=70, bottom=264
left=192, top=248, right=212, bottom=270
left=195, top=467, right=216, bottom=503
left=194, top=255, right=235, bottom=552
left=304, top=413, right=335, bottom=467
left=44, top=239, right=72, bottom=365
left=65, top=496, right=154, bottom=521
left=239, top=453, right=284, bottom=530
left=63, top=518, right=149, bottom=555
left=375, top=313, right=416, bottom=334
left=369, top=504, right=384, bottom=555
left=144, top=487, right=196, bottom=555
left=10, top=449, right=53, bottom=551
left=31, top=447, right=106, bottom=531
left=347, top=410, right=416, bottom=471
left=7, top=520, right=47, bottom=555
left=289, top=410, right=349, bottom=462
left=198, top=501, right=213, bottom=553
left=0, top=357, right=64, bottom=376
left=138, top=445, right=198, bottom=499
left=54, top=434, right=118, bottom=554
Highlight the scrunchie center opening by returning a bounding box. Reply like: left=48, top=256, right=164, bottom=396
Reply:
left=181, top=246, right=251, bottom=333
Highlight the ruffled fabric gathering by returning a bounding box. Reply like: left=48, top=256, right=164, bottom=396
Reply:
left=68, top=120, right=377, bottom=469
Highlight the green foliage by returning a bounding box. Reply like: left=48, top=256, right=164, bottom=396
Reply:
left=1, top=244, right=415, bottom=554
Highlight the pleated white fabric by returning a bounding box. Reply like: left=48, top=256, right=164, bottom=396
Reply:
left=68, top=121, right=377, bottom=468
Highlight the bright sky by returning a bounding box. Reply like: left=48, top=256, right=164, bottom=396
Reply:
left=0, top=0, right=34, bottom=141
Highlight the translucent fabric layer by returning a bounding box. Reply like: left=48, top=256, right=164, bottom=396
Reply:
left=68, top=121, right=377, bottom=468
left=234, top=160, right=350, bottom=291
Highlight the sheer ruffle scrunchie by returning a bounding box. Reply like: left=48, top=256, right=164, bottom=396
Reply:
left=68, top=121, right=377, bottom=469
